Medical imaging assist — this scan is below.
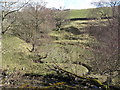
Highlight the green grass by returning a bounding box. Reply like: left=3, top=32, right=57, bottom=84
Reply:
left=3, top=34, right=31, bottom=63
left=2, top=34, right=30, bottom=72
left=69, top=7, right=112, bottom=19
left=2, top=34, right=52, bottom=75
left=70, top=9, right=91, bottom=18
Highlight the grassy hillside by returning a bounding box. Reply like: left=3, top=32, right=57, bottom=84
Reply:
left=2, top=31, right=92, bottom=76
left=1, top=5, right=119, bottom=88
left=2, top=34, right=31, bottom=72
left=2, top=17, right=112, bottom=88
left=2, top=17, right=102, bottom=76
left=2, top=10, right=115, bottom=86
left=69, top=7, right=112, bottom=19
left=2, top=34, right=50, bottom=75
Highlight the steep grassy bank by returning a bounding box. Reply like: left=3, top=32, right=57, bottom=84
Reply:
left=2, top=34, right=51, bottom=75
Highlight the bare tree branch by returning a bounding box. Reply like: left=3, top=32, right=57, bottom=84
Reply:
left=3, top=0, right=31, bottom=21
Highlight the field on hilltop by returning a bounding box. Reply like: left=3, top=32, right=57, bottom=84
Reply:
left=69, top=7, right=112, bottom=19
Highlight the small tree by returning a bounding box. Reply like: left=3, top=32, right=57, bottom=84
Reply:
left=53, top=7, right=69, bottom=31
left=13, top=2, right=55, bottom=52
